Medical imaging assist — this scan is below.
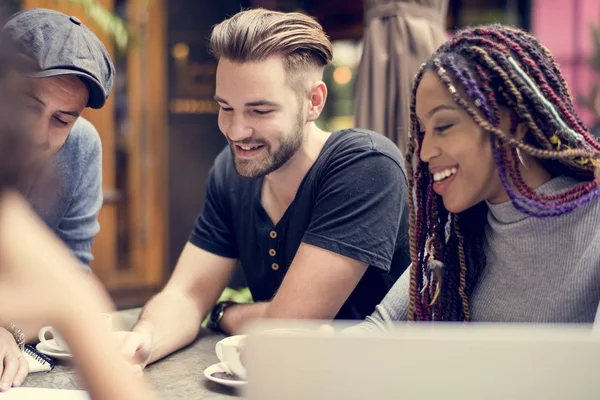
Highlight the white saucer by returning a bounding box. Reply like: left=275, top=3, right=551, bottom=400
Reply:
left=36, top=340, right=72, bottom=360
left=204, top=362, right=247, bottom=388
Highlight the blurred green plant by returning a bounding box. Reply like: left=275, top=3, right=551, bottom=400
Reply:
left=54, top=0, right=151, bottom=51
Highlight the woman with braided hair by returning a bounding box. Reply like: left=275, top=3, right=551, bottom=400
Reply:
left=353, top=24, right=600, bottom=329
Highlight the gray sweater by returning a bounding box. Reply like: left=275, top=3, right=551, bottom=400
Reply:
left=353, top=176, right=600, bottom=332
left=27, top=117, right=102, bottom=267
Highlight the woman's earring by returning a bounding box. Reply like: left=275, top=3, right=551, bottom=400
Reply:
left=516, top=147, right=529, bottom=169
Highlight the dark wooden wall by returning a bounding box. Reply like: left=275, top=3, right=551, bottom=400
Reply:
left=167, top=0, right=250, bottom=273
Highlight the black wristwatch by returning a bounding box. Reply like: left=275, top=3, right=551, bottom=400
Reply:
left=208, top=301, right=236, bottom=332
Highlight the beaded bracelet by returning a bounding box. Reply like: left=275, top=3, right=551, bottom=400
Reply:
left=2, top=322, right=25, bottom=351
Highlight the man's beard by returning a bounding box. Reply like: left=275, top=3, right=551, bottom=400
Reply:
left=230, top=113, right=304, bottom=179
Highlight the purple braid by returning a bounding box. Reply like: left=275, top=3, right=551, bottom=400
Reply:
left=492, top=140, right=600, bottom=217
left=442, top=54, right=496, bottom=123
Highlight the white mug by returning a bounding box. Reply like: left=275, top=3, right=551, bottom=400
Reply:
left=38, top=313, right=113, bottom=353
left=38, top=326, right=69, bottom=353
left=215, top=334, right=247, bottom=380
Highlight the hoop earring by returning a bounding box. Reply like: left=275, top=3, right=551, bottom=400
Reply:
left=516, top=147, right=529, bottom=169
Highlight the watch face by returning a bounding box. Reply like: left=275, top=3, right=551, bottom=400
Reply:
left=210, top=303, right=224, bottom=326
left=217, top=303, right=228, bottom=322
left=210, top=302, right=234, bottom=330
left=210, top=307, right=219, bottom=325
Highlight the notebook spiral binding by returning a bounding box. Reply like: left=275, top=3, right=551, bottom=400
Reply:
left=24, top=344, right=56, bottom=368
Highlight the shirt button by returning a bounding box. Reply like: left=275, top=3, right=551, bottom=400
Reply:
left=270, top=231, right=277, bottom=239
left=269, top=249, right=276, bottom=257
left=272, top=263, right=280, bottom=271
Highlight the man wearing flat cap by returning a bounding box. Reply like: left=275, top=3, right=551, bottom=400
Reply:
left=0, top=8, right=115, bottom=267
left=0, top=8, right=114, bottom=390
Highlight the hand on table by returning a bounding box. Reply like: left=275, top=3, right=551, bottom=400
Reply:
left=0, top=327, right=28, bottom=391
left=114, top=330, right=154, bottom=374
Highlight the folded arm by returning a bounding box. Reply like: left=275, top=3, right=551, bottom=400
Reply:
left=220, top=243, right=367, bottom=334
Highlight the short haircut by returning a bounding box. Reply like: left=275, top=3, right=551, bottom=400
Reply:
left=209, top=8, right=333, bottom=80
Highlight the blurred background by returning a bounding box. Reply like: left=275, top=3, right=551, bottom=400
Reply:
left=3, top=0, right=600, bottom=308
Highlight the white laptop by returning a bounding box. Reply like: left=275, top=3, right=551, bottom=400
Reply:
left=243, top=320, right=600, bottom=400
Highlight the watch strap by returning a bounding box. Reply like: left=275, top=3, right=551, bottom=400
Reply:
left=208, top=301, right=236, bottom=333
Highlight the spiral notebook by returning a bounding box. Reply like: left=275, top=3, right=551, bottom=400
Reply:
left=23, top=344, right=55, bottom=373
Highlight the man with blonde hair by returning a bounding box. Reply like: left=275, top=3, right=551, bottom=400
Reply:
left=119, top=8, right=410, bottom=370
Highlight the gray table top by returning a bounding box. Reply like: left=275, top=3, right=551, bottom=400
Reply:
left=23, top=309, right=241, bottom=399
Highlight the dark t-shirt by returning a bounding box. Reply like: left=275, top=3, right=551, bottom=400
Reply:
left=190, top=128, right=410, bottom=320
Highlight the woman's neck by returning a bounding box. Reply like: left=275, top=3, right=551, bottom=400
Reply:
left=487, top=153, right=552, bottom=205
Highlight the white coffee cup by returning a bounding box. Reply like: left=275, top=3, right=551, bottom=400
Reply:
left=38, top=326, right=70, bottom=353
left=215, top=334, right=247, bottom=380
left=38, top=313, right=113, bottom=353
